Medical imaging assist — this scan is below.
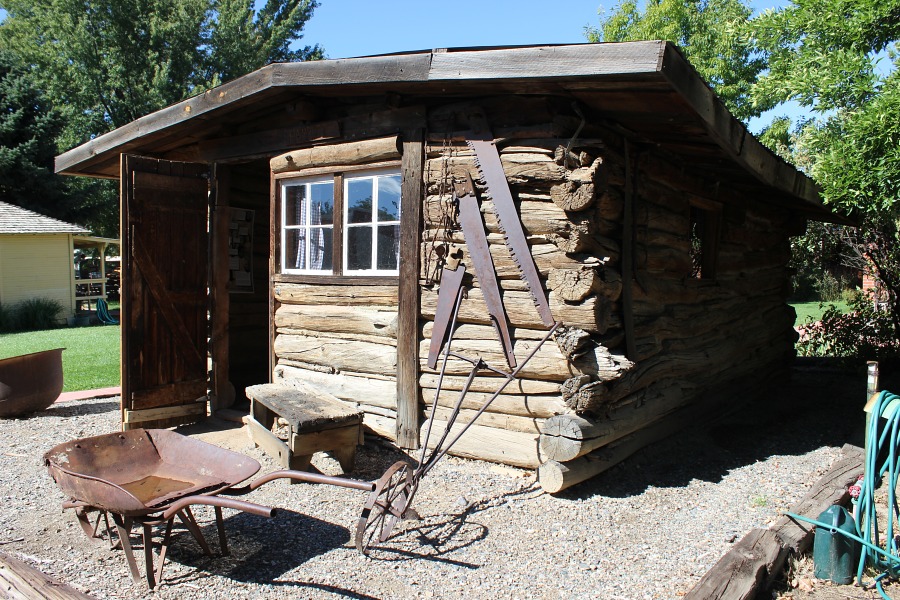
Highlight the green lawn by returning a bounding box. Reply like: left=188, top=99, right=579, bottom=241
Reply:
left=790, top=301, right=850, bottom=327
left=0, top=325, right=120, bottom=391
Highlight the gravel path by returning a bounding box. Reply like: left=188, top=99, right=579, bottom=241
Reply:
left=0, top=363, right=864, bottom=599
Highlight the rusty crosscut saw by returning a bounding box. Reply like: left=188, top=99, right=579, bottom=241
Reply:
left=356, top=126, right=562, bottom=555
left=426, top=126, right=556, bottom=369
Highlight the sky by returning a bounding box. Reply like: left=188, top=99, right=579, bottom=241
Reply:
left=0, top=0, right=815, bottom=132
left=301, top=0, right=606, bottom=59
left=299, top=0, right=800, bottom=133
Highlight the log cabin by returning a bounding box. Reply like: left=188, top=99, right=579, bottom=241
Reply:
left=55, top=42, right=846, bottom=492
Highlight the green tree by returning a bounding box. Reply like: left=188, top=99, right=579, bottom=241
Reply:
left=0, top=50, right=73, bottom=219
left=587, top=0, right=766, bottom=120
left=0, top=0, right=322, bottom=234
left=750, top=0, right=900, bottom=342
left=0, top=0, right=321, bottom=150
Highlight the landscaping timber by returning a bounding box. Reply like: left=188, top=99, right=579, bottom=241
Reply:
left=683, top=444, right=864, bottom=600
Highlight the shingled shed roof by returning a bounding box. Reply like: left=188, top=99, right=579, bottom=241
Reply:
left=0, top=201, right=88, bottom=234
left=54, top=40, right=843, bottom=223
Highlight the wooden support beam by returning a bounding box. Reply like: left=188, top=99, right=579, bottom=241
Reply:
left=396, top=130, right=424, bottom=449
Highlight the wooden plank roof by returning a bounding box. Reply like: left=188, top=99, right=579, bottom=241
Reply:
left=54, top=41, right=843, bottom=222
left=0, top=201, right=88, bottom=234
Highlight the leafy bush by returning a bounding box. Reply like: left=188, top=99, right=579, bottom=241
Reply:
left=0, top=298, right=64, bottom=332
left=798, top=292, right=900, bottom=361
left=0, top=303, right=13, bottom=332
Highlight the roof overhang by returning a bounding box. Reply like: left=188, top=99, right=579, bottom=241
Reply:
left=55, top=41, right=849, bottom=224
left=74, top=235, right=120, bottom=249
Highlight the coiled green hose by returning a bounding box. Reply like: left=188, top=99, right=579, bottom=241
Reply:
left=788, top=390, right=900, bottom=600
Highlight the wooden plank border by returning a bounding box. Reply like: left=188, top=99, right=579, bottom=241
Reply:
left=683, top=444, right=864, bottom=600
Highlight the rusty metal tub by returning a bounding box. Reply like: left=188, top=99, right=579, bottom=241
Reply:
left=0, top=348, right=64, bottom=417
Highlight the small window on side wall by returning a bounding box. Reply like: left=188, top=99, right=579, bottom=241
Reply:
left=279, top=168, right=401, bottom=277
left=689, top=204, right=720, bottom=280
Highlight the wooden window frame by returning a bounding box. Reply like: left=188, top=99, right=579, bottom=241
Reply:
left=273, top=161, right=401, bottom=285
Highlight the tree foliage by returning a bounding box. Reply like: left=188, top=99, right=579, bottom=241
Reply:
left=589, top=0, right=900, bottom=351
left=0, top=0, right=321, bottom=235
left=0, top=0, right=322, bottom=150
left=587, top=0, right=766, bottom=120
left=749, top=0, right=900, bottom=113
left=0, top=50, right=73, bottom=218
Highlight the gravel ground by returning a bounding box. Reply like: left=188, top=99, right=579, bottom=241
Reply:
left=0, top=362, right=867, bottom=599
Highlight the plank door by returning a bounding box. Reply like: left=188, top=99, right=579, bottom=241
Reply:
left=120, top=155, right=210, bottom=430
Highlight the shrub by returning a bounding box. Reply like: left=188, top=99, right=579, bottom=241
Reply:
left=9, top=298, right=64, bottom=332
left=0, top=303, right=14, bottom=332
left=798, top=291, right=900, bottom=361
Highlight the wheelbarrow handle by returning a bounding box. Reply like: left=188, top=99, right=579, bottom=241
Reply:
left=160, top=495, right=276, bottom=520
left=249, top=470, right=376, bottom=492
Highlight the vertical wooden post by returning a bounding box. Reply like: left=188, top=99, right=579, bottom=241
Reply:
left=622, top=141, right=637, bottom=359
left=210, top=163, right=234, bottom=411
left=67, top=235, right=77, bottom=318
left=119, top=154, right=131, bottom=430
left=867, top=361, right=880, bottom=399
left=396, top=130, right=424, bottom=449
left=268, top=170, right=277, bottom=383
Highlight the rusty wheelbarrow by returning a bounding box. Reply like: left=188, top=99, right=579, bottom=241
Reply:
left=44, top=428, right=374, bottom=589
left=0, top=348, right=64, bottom=417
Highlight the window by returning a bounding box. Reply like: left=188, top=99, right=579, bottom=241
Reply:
left=280, top=168, right=401, bottom=276
left=282, top=177, right=334, bottom=273
left=689, top=204, right=720, bottom=280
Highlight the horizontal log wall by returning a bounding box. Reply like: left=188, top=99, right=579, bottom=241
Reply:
left=420, top=97, right=632, bottom=466
left=538, top=136, right=800, bottom=490
left=265, top=95, right=800, bottom=476
left=273, top=282, right=400, bottom=439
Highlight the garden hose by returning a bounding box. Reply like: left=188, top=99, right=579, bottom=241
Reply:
left=788, top=390, right=900, bottom=600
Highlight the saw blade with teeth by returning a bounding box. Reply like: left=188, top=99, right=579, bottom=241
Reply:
left=455, top=174, right=516, bottom=368
left=466, top=133, right=555, bottom=328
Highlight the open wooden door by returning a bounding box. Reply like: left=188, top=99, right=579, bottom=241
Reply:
left=120, top=155, right=210, bottom=429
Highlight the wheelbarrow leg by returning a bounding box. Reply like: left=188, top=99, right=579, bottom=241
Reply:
left=176, top=508, right=213, bottom=556
left=214, top=506, right=229, bottom=556
left=111, top=514, right=143, bottom=586
left=142, top=523, right=156, bottom=590
left=155, top=519, right=174, bottom=586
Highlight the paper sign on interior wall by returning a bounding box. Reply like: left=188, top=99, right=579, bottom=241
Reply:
left=227, top=208, right=254, bottom=293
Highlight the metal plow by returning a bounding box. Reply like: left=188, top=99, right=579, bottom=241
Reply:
left=354, top=127, right=561, bottom=554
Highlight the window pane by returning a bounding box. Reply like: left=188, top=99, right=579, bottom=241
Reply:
left=308, top=227, right=333, bottom=271
left=377, top=224, right=400, bottom=270
left=310, top=182, right=334, bottom=225
left=283, top=185, right=306, bottom=226
left=347, top=179, right=374, bottom=224
left=347, top=226, right=372, bottom=271
left=284, top=228, right=307, bottom=270
left=377, top=175, right=401, bottom=221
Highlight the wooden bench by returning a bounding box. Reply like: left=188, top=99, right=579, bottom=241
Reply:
left=245, top=382, right=363, bottom=476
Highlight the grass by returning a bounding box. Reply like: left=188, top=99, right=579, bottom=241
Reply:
left=0, top=325, right=120, bottom=392
left=790, top=301, right=850, bottom=327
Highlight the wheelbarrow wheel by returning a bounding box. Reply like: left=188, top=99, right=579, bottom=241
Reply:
left=355, top=460, right=417, bottom=555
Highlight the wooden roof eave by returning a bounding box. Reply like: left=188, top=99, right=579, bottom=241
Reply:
left=53, top=41, right=845, bottom=223
left=655, top=44, right=850, bottom=225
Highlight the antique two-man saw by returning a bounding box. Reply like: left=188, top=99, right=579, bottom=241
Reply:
left=355, top=124, right=561, bottom=554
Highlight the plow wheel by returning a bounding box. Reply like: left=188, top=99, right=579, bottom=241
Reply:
left=355, top=460, right=418, bottom=555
